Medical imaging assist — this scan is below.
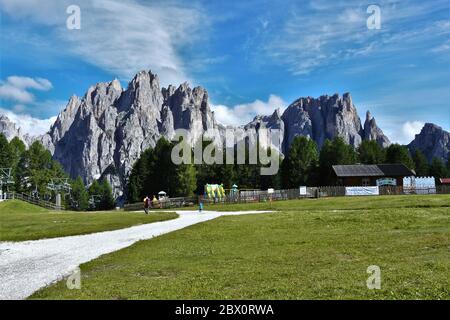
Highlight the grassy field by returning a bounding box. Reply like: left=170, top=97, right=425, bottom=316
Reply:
left=0, top=200, right=178, bottom=241
left=32, top=194, right=449, bottom=300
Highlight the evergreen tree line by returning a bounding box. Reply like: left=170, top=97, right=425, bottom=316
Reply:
left=127, top=137, right=281, bottom=202
left=127, top=135, right=450, bottom=200
left=281, top=136, right=450, bottom=188
left=0, top=133, right=115, bottom=211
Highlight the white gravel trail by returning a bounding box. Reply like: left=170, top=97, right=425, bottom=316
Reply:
left=0, top=210, right=271, bottom=300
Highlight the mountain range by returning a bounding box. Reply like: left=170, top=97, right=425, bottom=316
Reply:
left=1, top=70, right=449, bottom=195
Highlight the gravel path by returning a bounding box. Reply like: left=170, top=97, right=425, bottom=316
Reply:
left=0, top=210, right=271, bottom=300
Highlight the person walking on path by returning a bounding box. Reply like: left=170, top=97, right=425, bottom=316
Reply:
left=143, top=195, right=150, bottom=214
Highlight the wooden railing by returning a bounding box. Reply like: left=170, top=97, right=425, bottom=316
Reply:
left=3, top=192, right=64, bottom=210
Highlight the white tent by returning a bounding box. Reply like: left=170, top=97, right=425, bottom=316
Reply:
left=158, top=191, right=167, bottom=199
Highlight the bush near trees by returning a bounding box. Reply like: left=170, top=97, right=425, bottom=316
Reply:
left=127, top=137, right=283, bottom=200
left=412, top=149, right=429, bottom=176
left=384, top=144, right=415, bottom=171
left=70, top=176, right=89, bottom=211
left=0, top=133, right=12, bottom=168
left=127, top=138, right=197, bottom=202
left=281, top=136, right=318, bottom=188
left=99, top=179, right=116, bottom=210
left=357, top=140, right=385, bottom=164
left=87, top=178, right=115, bottom=210
left=446, top=159, right=450, bottom=177
left=429, top=157, right=448, bottom=184
left=15, top=140, right=67, bottom=196
left=319, top=137, right=358, bottom=185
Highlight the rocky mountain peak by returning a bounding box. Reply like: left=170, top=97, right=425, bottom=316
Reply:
left=34, top=70, right=220, bottom=196
left=281, top=93, right=361, bottom=148
left=422, top=123, right=445, bottom=133
left=0, top=114, right=22, bottom=140
left=161, top=85, right=176, bottom=100
left=132, top=70, right=159, bottom=85
left=362, top=110, right=390, bottom=148
left=47, top=95, right=81, bottom=145
left=0, top=114, right=35, bottom=146
left=119, top=70, right=162, bottom=115
left=342, top=92, right=353, bottom=109
left=409, top=123, right=450, bottom=162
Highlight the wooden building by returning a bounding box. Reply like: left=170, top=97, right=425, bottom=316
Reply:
left=332, top=164, right=415, bottom=187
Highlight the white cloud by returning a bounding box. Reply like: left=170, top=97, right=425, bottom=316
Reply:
left=6, top=76, right=52, bottom=91
left=0, top=76, right=53, bottom=103
left=431, top=40, right=450, bottom=53
left=261, top=1, right=450, bottom=75
left=12, top=104, right=27, bottom=113
left=395, top=121, right=424, bottom=144
left=0, top=84, right=35, bottom=103
left=211, top=94, right=287, bottom=126
left=0, top=74, right=61, bottom=136
left=0, top=0, right=207, bottom=86
left=0, top=108, right=56, bottom=136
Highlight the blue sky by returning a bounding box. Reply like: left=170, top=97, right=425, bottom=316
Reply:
left=0, top=0, right=449, bottom=143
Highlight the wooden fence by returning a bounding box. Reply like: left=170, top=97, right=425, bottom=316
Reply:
left=2, top=192, right=64, bottom=210
left=122, top=185, right=450, bottom=210
left=124, top=196, right=197, bottom=211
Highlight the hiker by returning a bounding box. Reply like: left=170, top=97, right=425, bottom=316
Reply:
left=199, top=201, right=204, bottom=213
left=152, top=195, right=159, bottom=208
left=143, top=195, right=150, bottom=214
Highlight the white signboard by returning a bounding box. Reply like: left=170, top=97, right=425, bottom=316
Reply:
left=345, top=186, right=379, bottom=196
left=299, top=186, right=307, bottom=195
left=267, top=188, right=274, bottom=194
left=376, top=178, right=396, bottom=186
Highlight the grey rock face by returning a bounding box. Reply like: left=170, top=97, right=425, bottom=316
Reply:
left=244, top=93, right=391, bottom=154
left=40, top=95, right=82, bottom=154
left=0, top=114, right=22, bottom=141
left=51, top=79, right=123, bottom=190
left=363, top=111, right=390, bottom=148
left=42, top=71, right=223, bottom=196
left=0, top=114, right=35, bottom=146
left=163, top=83, right=216, bottom=144
left=281, top=99, right=313, bottom=150
left=244, top=109, right=285, bottom=152
left=276, top=93, right=389, bottom=152
left=408, top=123, right=450, bottom=162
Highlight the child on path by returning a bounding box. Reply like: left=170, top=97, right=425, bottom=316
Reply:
left=143, top=195, right=150, bottom=214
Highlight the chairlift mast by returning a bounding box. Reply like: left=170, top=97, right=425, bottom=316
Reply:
left=46, top=178, right=72, bottom=208
left=0, top=168, right=14, bottom=194
left=88, top=194, right=102, bottom=209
